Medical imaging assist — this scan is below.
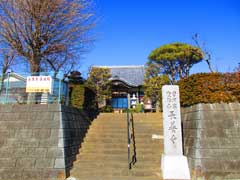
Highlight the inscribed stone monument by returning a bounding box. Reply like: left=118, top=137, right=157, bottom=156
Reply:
left=161, top=85, right=190, bottom=180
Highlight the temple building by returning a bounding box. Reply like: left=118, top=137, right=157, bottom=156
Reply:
left=93, top=65, right=145, bottom=109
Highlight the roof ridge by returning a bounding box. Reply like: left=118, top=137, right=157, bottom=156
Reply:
left=93, top=65, right=144, bottom=68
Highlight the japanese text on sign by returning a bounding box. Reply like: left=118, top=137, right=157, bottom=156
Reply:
left=166, top=91, right=178, bottom=144
left=26, top=76, right=52, bottom=93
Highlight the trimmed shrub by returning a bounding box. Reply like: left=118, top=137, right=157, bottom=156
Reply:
left=70, top=84, right=85, bottom=109
left=83, top=86, right=98, bottom=114
left=70, top=84, right=98, bottom=114
left=178, top=73, right=240, bottom=107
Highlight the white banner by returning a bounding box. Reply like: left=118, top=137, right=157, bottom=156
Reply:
left=26, top=76, right=52, bottom=93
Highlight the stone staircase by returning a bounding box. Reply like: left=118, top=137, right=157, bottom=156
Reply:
left=70, top=113, right=163, bottom=180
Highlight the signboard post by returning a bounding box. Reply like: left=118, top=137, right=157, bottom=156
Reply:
left=161, top=85, right=190, bottom=180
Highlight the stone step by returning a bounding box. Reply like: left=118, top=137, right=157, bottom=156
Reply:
left=82, top=139, right=163, bottom=145
left=77, top=152, right=162, bottom=161
left=71, top=169, right=161, bottom=177
left=73, top=168, right=161, bottom=180
left=86, top=129, right=126, bottom=133
left=89, top=126, right=163, bottom=131
left=93, top=118, right=162, bottom=122
left=70, top=112, right=164, bottom=179
left=78, top=150, right=163, bottom=158
left=92, top=120, right=162, bottom=125
left=97, top=113, right=162, bottom=117
left=70, top=175, right=162, bottom=180
left=73, top=165, right=161, bottom=173
left=79, top=147, right=162, bottom=154
left=78, top=152, right=162, bottom=158
left=83, top=137, right=162, bottom=142
left=84, top=134, right=162, bottom=139
left=86, top=132, right=163, bottom=138
left=87, top=131, right=162, bottom=136
left=83, top=137, right=163, bottom=143
left=95, top=119, right=162, bottom=123
left=83, top=137, right=128, bottom=143
left=92, top=123, right=163, bottom=128
left=71, top=161, right=161, bottom=170
left=80, top=142, right=163, bottom=150
left=94, top=116, right=163, bottom=120
left=86, top=129, right=162, bottom=135
left=76, top=155, right=161, bottom=163
left=92, top=120, right=125, bottom=124
left=68, top=176, right=162, bottom=180
left=85, top=132, right=126, bottom=136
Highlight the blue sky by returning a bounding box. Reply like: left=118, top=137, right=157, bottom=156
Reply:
left=80, top=0, right=240, bottom=76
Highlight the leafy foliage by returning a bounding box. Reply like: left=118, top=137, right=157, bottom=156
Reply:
left=70, top=84, right=85, bottom=109
left=178, top=73, right=240, bottom=107
left=148, top=42, right=204, bottom=83
left=101, top=105, right=113, bottom=113
left=122, top=103, right=144, bottom=113
left=69, top=84, right=98, bottom=116
left=83, top=86, right=98, bottom=116
left=68, top=71, right=85, bottom=84
left=144, top=75, right=170, bottom=110
left=86, top=67, right=112, bottom=107
left=145, top=60, right=162, bottom=79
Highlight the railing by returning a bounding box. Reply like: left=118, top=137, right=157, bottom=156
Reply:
left=0, top=72, right=68, bottom=105
left=126, top=109, right=137, bottom=169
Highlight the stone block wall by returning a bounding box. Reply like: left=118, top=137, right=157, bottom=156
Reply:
left=181, top=103, right=240, bottom=180
left=0, top=104, right=90, bottom=180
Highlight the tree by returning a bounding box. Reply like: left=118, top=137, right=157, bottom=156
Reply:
left=192, top=33, right=215, bottom=72
left=234, top=63, right=240, bottom=72
left=0, top=50, right=15, bottom=75
left=144, top=75, right=170, bottom=111
left=148, top=42, right=204, bottom=84
left=68, top=71, right=85, bottom=84
left=145, top=60, right=162, bottom=79
left=0, top=0, right=95, bottom=73
left=86, top=67, right=112, bottom=108
left=0, top=49, right=15, bottom=93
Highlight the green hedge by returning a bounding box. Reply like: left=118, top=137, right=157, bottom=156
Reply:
left=83, top=86, right=98, bottom=113
left=70, top=84, right=85, bottom=109
left=178, top=73, right=240, bottom=107
left=70, top=84, right=98, bottom=113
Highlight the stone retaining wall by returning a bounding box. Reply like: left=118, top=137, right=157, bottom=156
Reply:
left=0, top=104, right=90, bottom=180
left=181, top=103, right=240, bottom=180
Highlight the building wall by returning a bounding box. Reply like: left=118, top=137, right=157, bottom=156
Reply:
left=181, top=103, right=240, bottom=180
left=0, top=104, right=90, bottom=180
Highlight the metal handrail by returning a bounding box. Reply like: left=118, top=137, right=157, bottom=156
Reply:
left=126, top=109, right=137, bottom=169
left=127, top=109, right=131, bottom=169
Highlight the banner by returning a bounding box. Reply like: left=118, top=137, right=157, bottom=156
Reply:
left=26, top=76, right=52, bottom=93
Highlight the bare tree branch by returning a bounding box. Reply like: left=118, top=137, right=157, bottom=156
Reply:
left=0, top=0, right=96, bottom=73
left=192, top=33, right=215, bottom=73
left=0, top=49, right=15, bottom=93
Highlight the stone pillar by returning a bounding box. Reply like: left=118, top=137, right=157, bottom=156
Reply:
left=161, top=85, right=190, bottom=180
left=136, top=91, right=139, bottom=104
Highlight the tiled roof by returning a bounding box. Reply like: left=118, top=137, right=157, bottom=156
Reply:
left=93, top=65, right=145, bottom=87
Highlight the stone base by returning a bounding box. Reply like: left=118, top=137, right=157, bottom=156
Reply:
left=161, top=155, right=191, bottom=180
